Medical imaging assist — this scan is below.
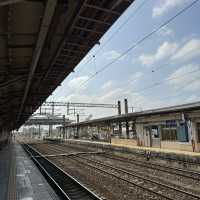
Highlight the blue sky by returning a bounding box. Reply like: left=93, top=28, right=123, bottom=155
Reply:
left=47, top=0, right=200, bottom=120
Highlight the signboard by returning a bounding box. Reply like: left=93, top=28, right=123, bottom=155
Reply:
left=166, top=120, right=176, bottom=126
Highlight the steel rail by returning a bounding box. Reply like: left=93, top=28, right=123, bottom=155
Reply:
left=48, top=141, right=200, bottom=167
left=33, top=141, right=200, bottom=180
left=22, top=144, right=102, bottom=200
left=71, top=155, right=200, bottom=200
left=103, top=153, right=200, bottom=181
left=32, top=142, right=174, bottom=200
left=126, top=150, right=200, bottom=166
left=29, top=142, right=200, bottom=199
left=69, top=156, right=173, bottom=200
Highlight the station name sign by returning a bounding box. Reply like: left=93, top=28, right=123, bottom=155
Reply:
left=165, top=120, right=176, bottom=126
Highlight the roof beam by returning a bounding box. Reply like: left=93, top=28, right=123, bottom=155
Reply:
left=0, top=0, right=48, bottom=7
left=17, top=0, right=57, bottom=122
left=8, top=44, right=34, bottom=48
left=62, top=48, right=86, bottom=54
left=73, top=26, right=104, bottom=34
left=0, top=0, right=25, bottom=7
left=0, top=75, right=27, bottom=89
left=84, top=4, right=121, bottom=16
left=0, top=32, right=37, bottom=37
left=66, top=42, right=93, bottom=48
left=78, top=16, right=112, bottom=26
left=110, top=0, right=132, bottom=10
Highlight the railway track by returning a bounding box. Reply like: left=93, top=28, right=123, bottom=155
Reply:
left=29, top=143, right=200, bottom=199
left=116, top=149, right=200, bottom=166
left=103, top=153, right=200, bottom=181
left=32, top=143, right=200, bottom=181
left=49, top=140, right=200, bottom=165
left=39, top=143, right=200, bottom=180
left=69, top=155, right=200, bottom=200
left=48, top=141, right=200, bottom=167
left=22, top=144, right=102, bottom=200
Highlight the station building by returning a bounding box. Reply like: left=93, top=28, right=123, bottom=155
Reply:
left=134, top=108, right=200, bottom=152
left=62, top=101, right=200, bottom=153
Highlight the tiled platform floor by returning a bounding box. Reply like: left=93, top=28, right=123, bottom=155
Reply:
left=0, top=143, right=12, bottom=200
left=0, top=142, right=60, bottom=200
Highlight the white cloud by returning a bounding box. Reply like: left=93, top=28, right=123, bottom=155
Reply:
left=171, top=39, right=200, bottom=61
left=102, top=50, right=123, bottom=60
left=139, top=38, right=200, bottom=66
left=60, top=80, right=148, bottom=119
left=167, top=64, right=200, bottom=91
left=67, top=75, right=89, bottom=90
left=186, top=95, right=200, bottom=103
left=130, top=72, right=144, bottom=80
left=57, top=96, right=67, bottom=102
left=101, top=81, right=114, bottom=91
left=152, top=0, right=187, bottom=18
left=66, top=93, right=92, bottom=102
left=158, top=26, right=174, bottom=36
left=62, top=88, right=126, bottom=120
left=99, top=88, right=125, bottom=102
left=139, top=41, right=177, bottom=66
left=50, top=78, right=180, bottom=120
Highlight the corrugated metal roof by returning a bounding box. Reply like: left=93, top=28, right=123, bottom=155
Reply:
left=64, top=101, right=200, bottom=127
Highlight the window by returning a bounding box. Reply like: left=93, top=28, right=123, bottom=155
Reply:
left=161, top=122, right=189, bottom=142
left=161, top=120, right=177, bottom=141
left=151, top=126, right=159, bottom=138
left=162, top=126, right=177, bottom=141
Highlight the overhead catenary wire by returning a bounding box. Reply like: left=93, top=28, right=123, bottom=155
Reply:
left=75, top=0, right=199, bottom=92
left=75, top=0, right=150, bottom=75
left=134, top=75, right=200, bottom=106
left=64, top=65, right=200, bottom=111
left=108, top=61, right=176, bottom=94
left=128, top=76, right=200, bottom=112
left=117, top=67, right=200, bottom=99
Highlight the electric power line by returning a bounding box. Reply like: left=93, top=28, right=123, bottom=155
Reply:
left=75, top=0, right=199, bottom=91
left=91, top=0, right=150, bottom=56
left=74, top=0, right=150, bottom=75
left=134, top=75, right=200, bottom=106
left=117, top=68, right=200, bottom=99
left=108, top=61, right=175, bottom=93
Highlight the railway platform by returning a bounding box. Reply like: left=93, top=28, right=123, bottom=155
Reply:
left=60, top=139, right=200, bottom=164
left=111, top=138, right=200, bottom=156
left=0, top=142, right=59, bottom=200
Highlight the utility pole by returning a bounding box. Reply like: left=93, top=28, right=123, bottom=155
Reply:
left=62, top=115, right=65, bottom=139
left=124, top=98, right=129, bottom=139
left=67, top=102, right=69, bottom=115
left=124, top=98, right=128, bottom=114
left=52, top=101, right=54, bottom=116
left=77, top=114, right=79, bottom=123
left=76, top=114, right=79, bottom=138
left=49, top=102, right=54, bottom=138
left=118, top=101, right=122, bottom=137
left=39, top=105, right=41, bottom=138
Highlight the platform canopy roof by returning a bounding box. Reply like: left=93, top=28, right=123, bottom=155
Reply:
left=0, top=0, right=134, bottom=130
left=63, top=101, right=200, bottom=127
